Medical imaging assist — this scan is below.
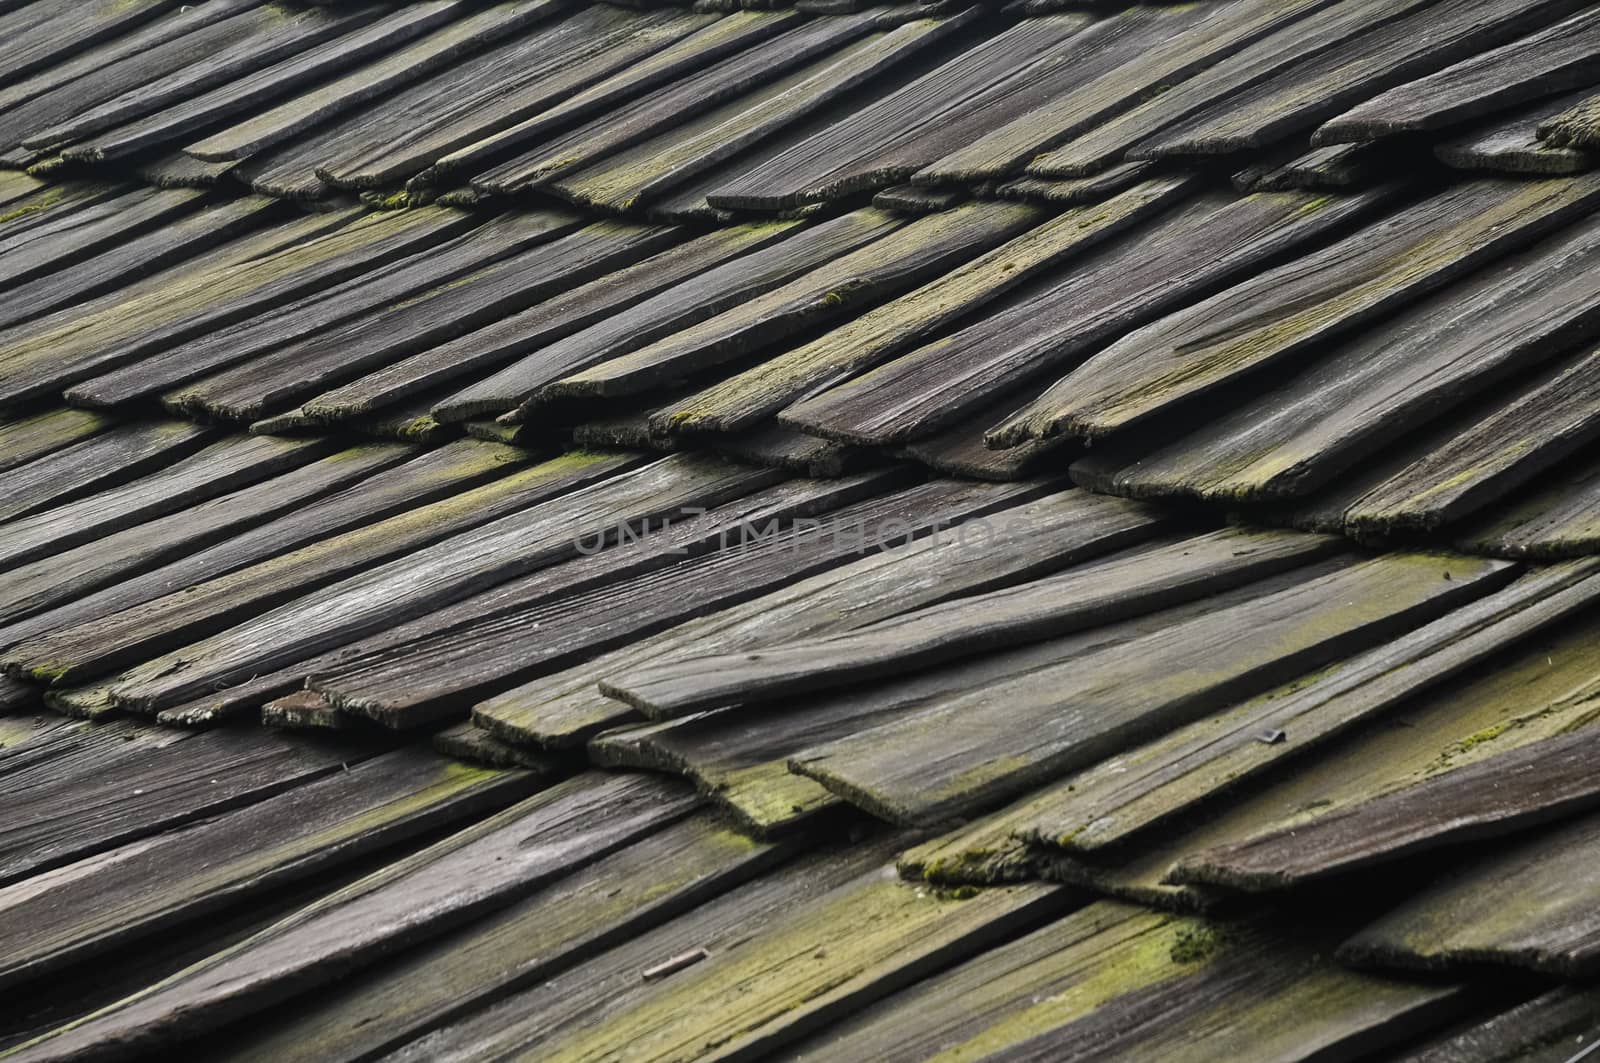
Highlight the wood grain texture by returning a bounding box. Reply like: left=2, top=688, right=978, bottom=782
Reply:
left=216, top=815, right=785, bottom=1063
left=167, top=221, right=682, bottom=422
left=0, top=726, right=360, bottom=890
left=0, top=206, right=462, bottom=406
left=0, top=420, right=213, bottom=526
left=153, top=473, right=894, bottom=729
left=0, top=195, right=279, bottom=335
left=1068, top=209, right=1600, bottom=504
left=792, top=552, right=1515, bottom=825
left=0, top=186, right=203, bottom=293
left=184, top=0, right=569, bottom=162
left=0, top=748, right=540, bottom=992
left=3, top=4, right=363, bottom=156
left=1315, top=7, right=1600, bottom=144
left=1338, top=345, right=1600, bottom=533
left=5, top=772, right=698, bottom=1062
left=420, top=862, right=1067, bottom=1063
left=783, top=184, right=1395, bottom=448
left=1389, top=987, right=1600, bottom=1063
left=422, top=11, right=799, bottom=188
left=703, top=15, right=1098, bottom=210
left=1457, top=450, right=1600, bottom=558
left=472, top=478, right=1057, bottom=748
left=312, top=7, right=721, bottom=189
left=312, top=477, right=1055, bottom=729
left=0, top=434, right=326, bottom=572
left=783, top=901, right=1463, bottom=1063
left=1340, top=809, right=1600, bottom=977
left=0, top=407, right=112, bottom=476
left=0, top=444, right=589, bottom=687
left=541, top=201, right=1042, bottom=402
left=62, top=3, right=468, bottom=163
left=654, top=177, right=1187, bottom=437
left=913, top=0, right=1329, bottom=185
left=92, top=455, right=767, bottom=715
left=317, top=220, right=804, bottom=423
left=994, top=175, right=1600, bottom=444
left=438, top=211, right=895, bottom=423
left=380, top=837, right=906, bottom=1063
left=1172, top=728, right=1600, bottom=891
left=68, top=209, right=583, bottom=408
left=1011, top=560, right=1600, bottom=855
left=1131, top=0, right=1590, bottom=157
left=550, top=15, right=966, bottom=213
left=1027, top=0, right=1430, bottom=177
left=1436, top=88, right=1597, bottom=174
left=604, top=523, right=1327, bottom=719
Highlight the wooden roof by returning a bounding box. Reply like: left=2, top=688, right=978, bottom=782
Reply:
left=4, top=1, right=1600, bottom=1058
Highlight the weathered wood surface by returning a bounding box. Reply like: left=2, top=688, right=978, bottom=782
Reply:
left=0, top=726, right=361, bottom=889
left=0, top=420, right=212, bottom=526
left=994, top=175, right=1600, bottom=445
left=0, top=407, right=111, bottom=476
left=871, top=183, right=963, bottom=213
left=1541, top=87, right=1600, bottom=149
left=1457, top=452, right=1600, bottom=558
left=783, top=185, right=1395, bottom=447
left=1131, top=0, right=1589, bottom=157
left=653, top=177, right=1186, bottom=437
left=423, top=11, right=799, bottom=188
left=550, top=16, right=966, bottom=213
left=1173, top=727, right=1600, bottom=892
left=63, top=3, right=470, bottom=164
left=69, top=209, right=583, bottom=408
left=1238, top=141, right=1398, bottom=191
left=1010, top=560, right=1600, bottom=855
left=472, top=478, right=1057, bottom=748
left=982, top=161, right=1155, bottom=206
left=431, top=721, right=571, bottom=772
left=136, top=151, right=238, bottom=189
left=703, top=16, right=1099, bottom=210
left=437, top=211, right=894, bottom=423
left=184, top=0, right=569, bottom=162
left=792, top=553, right=1515, bottom=825
left=0, top=3, right=355, bottom=156
left=1316, top=8, right=1600, bottom=144
left=1340, top=809, right=1600, bottom=977
left=1338, top=346, right=1600, bottom=534
left=1390, top=987, right=1600, bottom=1063
left=912, top=0, right=1328, bottom=185
left=0, top=186, right=203, bottom=293
left=153, top=473, right=892, bottom=729
left=0, top=443, right=586, bottom=686
left=540, top=201, right=1043, bottom=402
left=0, top=206, right=464, bottom=406
left=82, top=455, right=766, bottom=715
left=1068, top=209, right=1600, bottom=504
left=1436, top=89, right=1597, bottom=174
left=4, top=773, right=698, bottom=1062
left=0, top=439, right=518, bottom=655
left=605, top=525, right=1334, bottom=719
left=0, top=434, right=326, bottom=572
left=405, top=858, right=1065, bottom=1063
left=17, top=5, right=374, bottom=156
left=316, top=220, right=805, bottom=423
left=0, top=196, right=278, bottom=335
left=310, top=7, right=720, bottom=190
left=259, top=690, right=357, bottom=732
left=311, top=477, right=1060, bottom=729
left=0, top=0, right=185, bottom=87
left=0, top=747, right=539, bottom=992
left=1026, top=595, right=1600, bottom=913
left=166, top=221, right=682, bottom=422
left=783, top=901, right=1463, bottom=1063
left=381, top=838, right=907, bottom=1063
left=1028, top=0, right=1431, bottom=177
left=216, top=815, right=785, bottom=1063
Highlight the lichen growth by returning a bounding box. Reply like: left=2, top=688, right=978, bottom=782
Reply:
left=1169, top=925, right=1224, bottom=964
